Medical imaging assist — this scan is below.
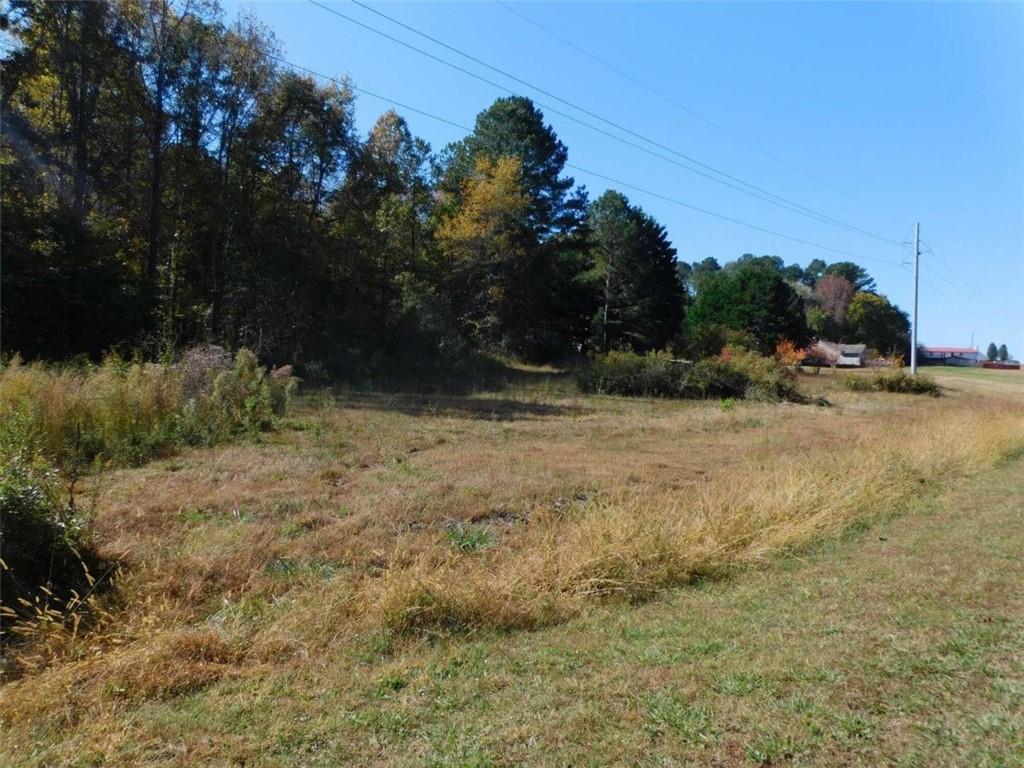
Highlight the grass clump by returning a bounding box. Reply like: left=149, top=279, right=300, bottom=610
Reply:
left=845, top=369, right=940, bottom=396
left=0, top=348, right=294, bottom=658
left=445, top=524, right=495, bottom=553
left=643, top=691, right=717, bottom=745
left=577, top=349, right=799, bottom=402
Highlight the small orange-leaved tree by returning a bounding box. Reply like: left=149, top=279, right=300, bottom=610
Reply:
left=774, top=339, right=807, bottom=367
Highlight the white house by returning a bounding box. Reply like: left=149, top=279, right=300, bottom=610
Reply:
left=812, top=341, right=867, bottom=367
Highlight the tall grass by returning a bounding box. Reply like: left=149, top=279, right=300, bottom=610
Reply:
left=0, top=349, right=295, bottom=469
left=371, top=411, right=1024, bottom=635
left=0, top=349, right=295, bottom=631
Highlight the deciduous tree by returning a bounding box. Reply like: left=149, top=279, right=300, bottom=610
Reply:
left=846, top=292, right=909, bottom=356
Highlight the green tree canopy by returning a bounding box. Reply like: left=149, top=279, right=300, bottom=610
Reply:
left=803, top=258, right=828, bottom=286
left=987, top=342, right=999, bottom=361
left=440, top=96, right=585, bottom=239
left=824, top=261, right=876, bottom=293
left=586, top=190, right=685, bottom=353
left=846, top=292, right=909, bottom=356
left=689, top=259, right=809, bottom=354
left=437, top=97, right=592, bottom=359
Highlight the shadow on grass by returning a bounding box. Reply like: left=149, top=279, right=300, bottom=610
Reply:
left=332, top=390, right=588, bottom=421
left=331, top=358, right=578, bottom=394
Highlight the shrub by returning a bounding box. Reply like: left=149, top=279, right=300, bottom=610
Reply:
left=0, top=354, right=182, bottom=467
left=577, top=351, right=682, bottom=397
left=578, top=350, right=800, bottom=402
left=678, top=357, right=749, bottom=399
left=0, top=447, right=105, bottom=623
left=845, top=370, right=940, bottom=396
left=179, top=345, right=232, bottom=401
left=208, top=349, right=297, bottom=438
left=774, top=339, right=807, bottom=366
left=718, top=346, right=801, bottom=402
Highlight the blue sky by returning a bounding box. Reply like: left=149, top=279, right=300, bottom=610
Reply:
left=226, top=0, right=1023, bottom=353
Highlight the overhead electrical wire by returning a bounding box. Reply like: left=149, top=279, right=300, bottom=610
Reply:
left=919, top=240, right=1016, bottom=317
left=901, top=250, right=1011, bottom=328
left=307, top=0, right=906, bottom=250
left=267, top=52, right=892, bottom=263
left=565, top=163, right=870, bottom=259
left=271, top=54, right=474, bottom=133
left=915, top=269, right=1007, bottom=327
left=295, top=49, right=1014, bottom=333
left=493, top=0, right=857, bottom=202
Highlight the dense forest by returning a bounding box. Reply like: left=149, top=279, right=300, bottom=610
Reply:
left=0, top=0, right=910, bottom=374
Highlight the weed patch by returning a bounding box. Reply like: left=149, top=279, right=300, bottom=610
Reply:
left=845, top=369, right=940, bottom=396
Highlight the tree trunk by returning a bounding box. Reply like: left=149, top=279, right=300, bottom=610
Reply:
left=146, top=69, right=164, bottom=284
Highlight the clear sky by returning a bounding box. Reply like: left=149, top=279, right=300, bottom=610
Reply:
left=225, top=0, right=1023, bottom=354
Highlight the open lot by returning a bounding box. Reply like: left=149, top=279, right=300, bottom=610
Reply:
left=2, top=369, right=1023, bottom=766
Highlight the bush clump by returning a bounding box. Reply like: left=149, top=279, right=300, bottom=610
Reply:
left=0, top=412, right=106, bottom=623
left=577, top=349, right=800, bottom=402
left=844, top=369, right=940, bottom=396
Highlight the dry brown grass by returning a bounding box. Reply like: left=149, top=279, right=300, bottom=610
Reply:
left=2, top=371, right=1022, bottom=739
left=366, top=407, right=1023, bottom=636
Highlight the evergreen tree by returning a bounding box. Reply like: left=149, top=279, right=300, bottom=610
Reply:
left=586, top=190, right=684, bottom=352
left=689, top=259, right=809, bottom=354
left=824, top=261, right=876, bottom=293
left=803, top=258, right=828, bottom=286
left=438, top=97, right=592, bottom=359
left=998, top=344, right=1010, bottom=362
left=987, top=342, right=999, bottom=361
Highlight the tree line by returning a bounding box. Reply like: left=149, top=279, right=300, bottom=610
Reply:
left=0, top=0, right=910, bottom=374
left=986, top=343, right=1012, bottom=362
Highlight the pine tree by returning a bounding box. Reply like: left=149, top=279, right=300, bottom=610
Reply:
left=586, top=191, right=685, bottom=352
left=438, top=97, right=592, bottom=359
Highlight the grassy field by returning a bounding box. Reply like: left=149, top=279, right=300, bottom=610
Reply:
left=928, top=365, right=1024, bottom=390
left=2, top=367, right=1023, bottom=765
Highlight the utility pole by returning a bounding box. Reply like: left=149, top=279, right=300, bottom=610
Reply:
left=911, top=222, right=920, bottom=374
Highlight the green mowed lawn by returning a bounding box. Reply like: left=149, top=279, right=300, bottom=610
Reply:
left=28, top=457, right=1021, bottom=767
left=929, top=365, right=1024, bottom=387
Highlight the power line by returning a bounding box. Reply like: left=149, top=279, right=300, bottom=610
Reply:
left=565, top=163, right=869, bottom=259
left=493, top=0, right=857, bottom=202
left=308, top=0, right=905, bottom=248
left=268, top=51, right=894, bottom=263
left=902, top=259, right=1009, bottom=329
left=270, top=54, right=474, bottom=133
left=919, top=240, right=1016, bottom=316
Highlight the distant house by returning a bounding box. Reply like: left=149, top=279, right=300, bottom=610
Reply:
left=918, top=346, right=983, bottom=366
left=807, top=341, right=867, bottom=368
